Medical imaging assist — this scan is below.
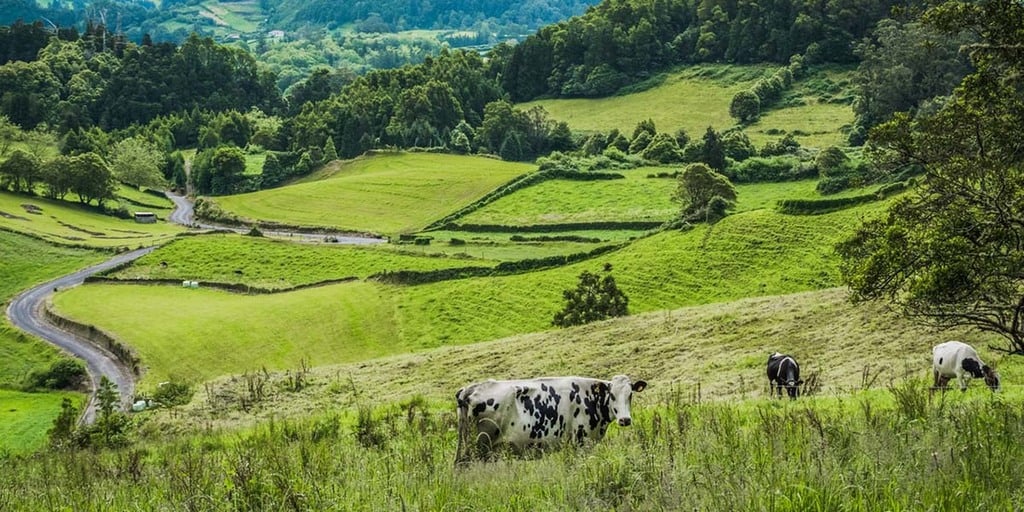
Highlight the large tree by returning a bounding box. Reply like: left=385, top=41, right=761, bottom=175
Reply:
left=675, top=162, right=737, bottom=223
left=838, top=0, right=1024, bottom=353
left=108, top=136, right=167, bottom=190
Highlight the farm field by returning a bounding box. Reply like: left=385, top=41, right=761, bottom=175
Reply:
left=0, top=390, right=82, bottom=454
left=105, top=233, right=500, bottom=289
left=0, top=191, right=183, bottom=249
left=3, top=288, right=1020, bottom=510
left=208, top=152, right=533, bottom=235
left=51, top=199, right=891, bottom=387
left=522, top=64, right=855, bottom=151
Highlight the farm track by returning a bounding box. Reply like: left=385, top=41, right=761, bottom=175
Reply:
left=7, top=192, right=384, bottom=424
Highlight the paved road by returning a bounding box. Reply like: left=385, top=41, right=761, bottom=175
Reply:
left=6, top=247, right=156, bottom=423
left=8, top=191, right=386, bottom=424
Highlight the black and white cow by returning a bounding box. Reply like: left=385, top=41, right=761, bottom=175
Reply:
left=766, top=352, right=803, bottom=399
left=932, top=341, right=1000, bottom=392
left=454, top=375, right=647, bottom=463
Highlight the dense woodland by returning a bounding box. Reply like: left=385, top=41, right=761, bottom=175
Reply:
left=0, top=0, right=985, bottom=203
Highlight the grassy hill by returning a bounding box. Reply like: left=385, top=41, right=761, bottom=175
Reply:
left=0, top=191, right=183, bottom=249
left=207, top=152, right=533, bottom=235
left=521, top=64, right=855, bottom=150
left=51, top=199, right=890, bottom=387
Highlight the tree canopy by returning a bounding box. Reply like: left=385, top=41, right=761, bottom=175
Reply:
left=838, top=0, right=1024, bottom=353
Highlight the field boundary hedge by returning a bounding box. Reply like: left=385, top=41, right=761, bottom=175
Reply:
left=82, top=276, right=360, bottom=294
left=423, top=169, right=625, bottom=231
left=777, top=182, right=907, bottom=215
left=445, top=221, right=665, bottom=232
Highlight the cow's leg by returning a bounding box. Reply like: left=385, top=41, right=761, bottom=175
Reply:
left=475, top=418, right=500, bottom=460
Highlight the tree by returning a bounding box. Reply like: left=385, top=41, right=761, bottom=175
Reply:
left=699, top=127, right=726, bottom=170
left=675, top=162, right=737, bottom=222
left=208, top=146, right=247, bottom=195
left=553, top=270, right=629, bottom=327
left=839, top=0, right=1024, bottom=354
left=108, top=137, right=167, bottom=189
left=39, top=156, right=73, bottom=199
left=323, top=136, right=338, bottom=162
left=0, top=149, right=40, bottom=192
left=68, top=152, right=116, bottom=206
left=47, top=398, right=78, bottom=449
left=642, top=132, right=684, bottom=163
left=729, top=90, right=761, bottom=123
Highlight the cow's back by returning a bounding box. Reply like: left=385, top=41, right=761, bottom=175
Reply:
left=932, top=341, right=977, bottom=376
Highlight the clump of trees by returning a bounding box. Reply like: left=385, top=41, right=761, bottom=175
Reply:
left=553, top=269, right=629, bottom=327
left=674, top=163, right=737, bottom=223
left=839, top=0, right=1024, bottom=354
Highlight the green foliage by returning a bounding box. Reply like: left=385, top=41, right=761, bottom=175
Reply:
left=675, top=162, right=737, bottom=222
left=107, top=137, right=167, bottom=190
left=0, top=148, right=39, bottom=192
left=725, top=156, right=815, bottom=184
left=729, top=90, right=760, bottom=123
left=840, top=0, right=1024, bottom=352
left=553, top=269, right=629, bottom=327
left=699, top=127, right=726, bottom=171
left=29, top=359, right=86, bottom=391
left=759, top=133, right=801, bottom=157
left=151, top=379, right=194, bottom=407
left=641, top=133, right=684, bottom=163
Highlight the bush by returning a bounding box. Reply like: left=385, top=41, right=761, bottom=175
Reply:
left=30, top=359, right=87, bottom=391
left=552, top=270, right=629, bottom=327
left=725, top=156, right=814, bottom=183
left=151, top=379, right=194, bottom=407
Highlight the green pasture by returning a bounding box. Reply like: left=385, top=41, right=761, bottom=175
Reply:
left=0, top=390, right=82, bottom=454
left=5, top=292, right=1022, bottom=510
left=52, top=200, right=890, bottom=386
left=112, top=186, right=175, bottom=218
left=520, top=64, right=763, bottom=139
left=201, top=0, right=262, bottom=33
left=244, top=152, right=266, bottom=176
left=391, top=230, right=638, bottom=260
left=0, top=191, right=183, bottom=249
left=745, top=99, right=854, bottom=149
left=107, top=233, right=499, bottom=289
left=456, top=171, right=860, bottom=227
left=522, top=65, right=854, bottom=151
left=209, top=152, right=533, bottom=235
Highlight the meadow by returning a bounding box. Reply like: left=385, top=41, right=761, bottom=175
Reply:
left=0, top=191, right=183, bottom=249
left=105, top=233, right=500, bottom=289
left=51, top=200, right=891, bottom=387
left=208, top=152, right=533, bottom=235
left=521, top=64, right=855, bottom=151
left=0, top=230, right=105, bottom=453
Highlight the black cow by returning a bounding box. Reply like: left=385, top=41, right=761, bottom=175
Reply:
left=767, top=352, right=803, bottom=399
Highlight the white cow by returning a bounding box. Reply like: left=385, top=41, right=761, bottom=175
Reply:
left=454, top=375, right=646, bottom=463
left=932, top=341, right=1000, bottom=392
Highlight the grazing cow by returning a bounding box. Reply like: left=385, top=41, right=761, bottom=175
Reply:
left=454, top=375, right=647, bottom=463
left=932, top=341, right=1000, bottom=392
left=767, top=352, right=803, bottom=399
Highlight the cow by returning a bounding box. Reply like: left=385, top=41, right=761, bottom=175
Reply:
left=767, top=352, right=803, bottom=399
left=454, top=375, right=647, bottom=463
left=932, top=341, right=1000, bottom=392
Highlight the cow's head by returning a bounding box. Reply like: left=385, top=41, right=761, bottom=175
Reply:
left=785, top=378, right=804, bottom=399
left=983, top=365, right=1001, bottom=392
left=608, top=375, right=647, bottom=427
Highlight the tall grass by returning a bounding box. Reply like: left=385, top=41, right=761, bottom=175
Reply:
left=1, top=386, right=1020, bottom=510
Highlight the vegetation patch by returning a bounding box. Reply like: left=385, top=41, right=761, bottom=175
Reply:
left=207, top=152, right=532, bottom=235
left=0, top=390, right=83, bottom=454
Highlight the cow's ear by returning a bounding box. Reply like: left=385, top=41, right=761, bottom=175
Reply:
left=632, top=380, right=647, bottom=393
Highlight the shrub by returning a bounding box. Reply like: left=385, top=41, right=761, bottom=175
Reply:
left=729, top=90, right=761, bottom=123
left=30, top=359, right=87, bottom=391
left=552, top=270, right=629, bottom=327
left=152, top=379, right=194, bottom=407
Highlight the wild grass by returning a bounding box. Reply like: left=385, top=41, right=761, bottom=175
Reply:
left=106, top=233, right=499, bottom=289
left=209, top=152, right=533, bottom=235
left=0, top=390, right=82, bottom=455
left=52, top=201, right=891, bottom=387
left=0, top=191, right=183, bottom=249
left=2, top=379, right=1021, bottom=510
left=520, top=64, right=764, bottom=139
left=521, top=64, right=854, bottom=150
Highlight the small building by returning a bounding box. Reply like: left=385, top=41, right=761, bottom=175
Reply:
left=134, top=212, right=156, bottom=224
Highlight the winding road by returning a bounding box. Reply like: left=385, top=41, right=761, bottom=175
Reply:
left=7, top=192, right=384, bottom=423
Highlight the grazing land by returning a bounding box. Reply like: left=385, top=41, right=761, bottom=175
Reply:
left=0, top=390, right=82, bottom=455
left=0, top=191, right=183, bottom=249
left=208, top=152, right=533, bottom=235
left=521, top=65, right=854, bottom=150
left=52, top=199, right=891, bottom=387
left=105, top=233, right=500, bottom=289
